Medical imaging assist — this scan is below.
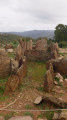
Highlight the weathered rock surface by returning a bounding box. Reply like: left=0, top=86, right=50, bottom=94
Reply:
left=46, top=58, right=67, bottom=75
left=44, top=70, right=54, bottom=92
left=8, top=116, right=33, bottom=120
left=36, top=39, right=48, bottom=51
left=34, top=96, right=43, bottom=104
left=65, top=79, right=67, bottom=83
left=25, top=50, right=54, bottom=61
left=44, top=95, right=67, bottom=108
left=10, top=58, right=19, bottom=74
left=56, top=73, right=63, bottom=80
left=52, top=113, right=60, bottom=120
left=58, top=111, right=67, bottom=120
left=5, top=57, right=27, bottom=93
left=5, top=75, right=19, bottom=93
left=0, top=116, right=5, bottom=120
left=0, top=49, right=10, bottom=77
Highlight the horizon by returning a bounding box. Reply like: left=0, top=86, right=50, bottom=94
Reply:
left=0, top=29, right=55, bottom=33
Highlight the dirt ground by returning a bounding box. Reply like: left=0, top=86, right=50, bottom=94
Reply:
left=0, top=61, right=67, bottom=120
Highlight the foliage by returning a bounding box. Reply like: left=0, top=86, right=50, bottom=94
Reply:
left=45, top=111, right=54, bottom=120
left=58, top=41, right=67, bottom=48
left=25, top=104, right=33, bottom=109
left=54, top=77, right=62, bottom=86
left=23, top=112, right=33, bottom=117
left=5, top=112, right=14, bottom=120
left=0, top=77, right=9, bottom=101
left=54, top=24, right=67, bottom=42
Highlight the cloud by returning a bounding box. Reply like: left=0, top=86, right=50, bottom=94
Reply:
left=0, top=0, right=67, bottom=32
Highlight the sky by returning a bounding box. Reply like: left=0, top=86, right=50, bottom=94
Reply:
left=0, top=0, right=67, bottom=32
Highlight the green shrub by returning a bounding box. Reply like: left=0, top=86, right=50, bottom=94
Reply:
left=58, top=41, right=67, bottom=48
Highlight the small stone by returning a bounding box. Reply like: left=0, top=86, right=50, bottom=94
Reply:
left=65, top=79, right=67, bottom=82
left=0, top=116, right=5, bottom=120
left=8, top=116, right=33, bottom=120
left=54, top=81, right=58, bottom=85
left=59, top=79, right=63, bottom=83
left=52, top=113, right=59, bottom=120
left=56, top=73, right=63, bottom=80
left=34, top=96, right=43, bottom=104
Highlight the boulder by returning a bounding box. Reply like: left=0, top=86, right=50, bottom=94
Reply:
left=46, top=58, right=67, bottom=75
left=58, top=111, right=67, bottom=120
left=44, top=95, right=67, bottom=108
left=44, top=70, right=54, bottom=92
left=34, top=96, right=43, bottom=104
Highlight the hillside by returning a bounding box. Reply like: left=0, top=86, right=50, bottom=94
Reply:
left=0, top=33, right=22, bottom=44
left=8, top=30, right=54, bottom=39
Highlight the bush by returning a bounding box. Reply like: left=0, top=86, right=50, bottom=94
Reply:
left=58, top=41, right=67, bottom=48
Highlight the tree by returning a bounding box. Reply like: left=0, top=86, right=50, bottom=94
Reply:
left=54, top=24, right=67, bottom=42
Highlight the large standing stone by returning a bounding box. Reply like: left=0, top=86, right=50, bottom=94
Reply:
left=17, top=57, right=27, bottom=84
left=36, top=39, right=48, bottom=51
left=0, top=116, right=5, bottom=120
left=5, top=75, right=19, bottom=93
left=8, top=116, right=33, bottom=120
left=26, top=41, right=30, bottom=50
left=10, top=58, right=19, bottom=74
left=29, top=40, right=32, bottom=50
left=44, top=70, right=54, bottom=92
left=16, top=44, right=22, bottom=61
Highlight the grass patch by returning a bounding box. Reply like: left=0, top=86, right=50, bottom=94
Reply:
left=37, top=86, right=44, bottom=92
left=54, top=77, right=63, bottom=87
left=8, top=52, right=15, bottom=59
left=63, top=75, right=67, bottom=79
left=38, top=113, right=45, bottom=118
left=5, top=112, right=14, bottom=120
left=27, top=61, right=46, bottom=83
left=25, top=104, right=33, bottom=110
left=23, top=112, right=33, bottom=117
left=0, top=77, right=9, bottom=101
left=45, top=111, right=54, bottom=120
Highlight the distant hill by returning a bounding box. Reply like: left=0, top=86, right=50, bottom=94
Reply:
left=0, top=33, right=22, bottom=43
left=8, top=30, right=54, bottom=39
